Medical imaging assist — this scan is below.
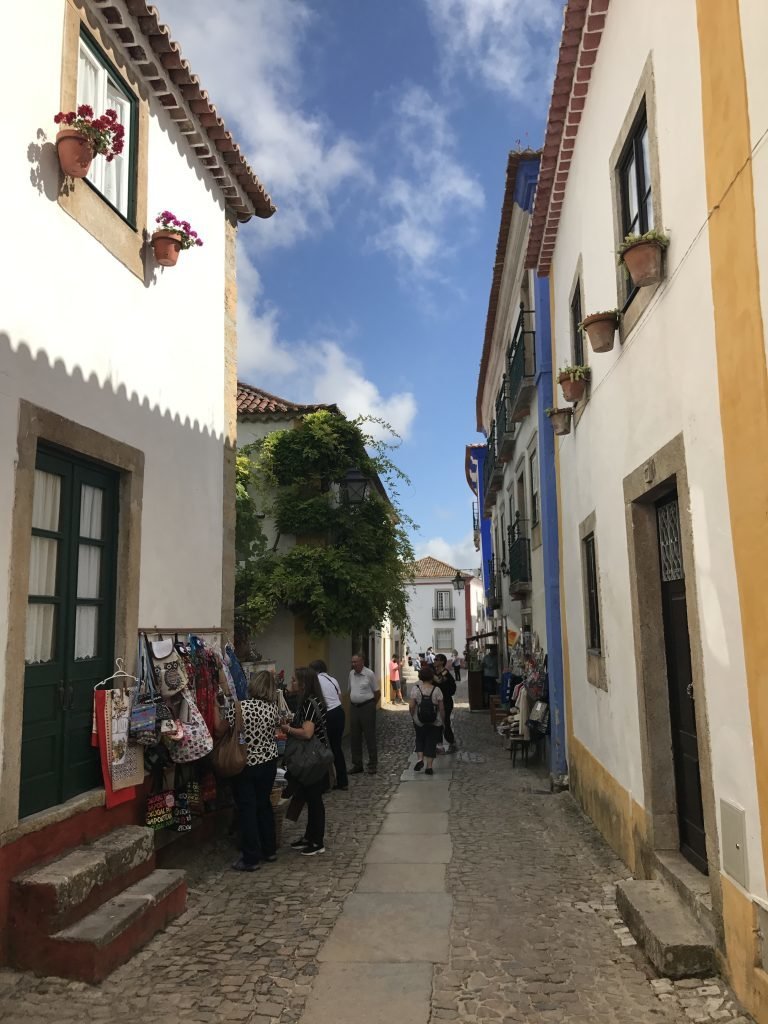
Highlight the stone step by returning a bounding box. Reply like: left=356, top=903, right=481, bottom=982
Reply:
left=616, top=879, right=716, bottom=979
left=11, top=826, right=156, bottom=933
left=653, top=850, right=717, bottom=946
left=13, top=869, right=187, bottom=984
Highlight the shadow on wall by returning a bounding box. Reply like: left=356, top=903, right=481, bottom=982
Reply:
left=0, top=332, right=228, bottom=453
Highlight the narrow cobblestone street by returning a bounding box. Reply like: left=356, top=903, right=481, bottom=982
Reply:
left=0, top=693, right=753, bottom=1024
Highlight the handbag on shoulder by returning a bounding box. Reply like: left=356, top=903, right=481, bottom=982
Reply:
left=210, top=687, right=247, bottom=778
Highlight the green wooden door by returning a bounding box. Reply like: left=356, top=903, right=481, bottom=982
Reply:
left=20, top=447, right=118, bottom=818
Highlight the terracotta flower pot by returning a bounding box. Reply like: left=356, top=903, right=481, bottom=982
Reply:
left=152, top=230, right=184, bottom=267
left=621, top=240, right=664, bottom=288
left=582, top=312, right=619, bottom=353
left=56, top=129, right=94, bottom=178
left=547, top=410, right=572, bottom=436
left=559, top=374, right=588, bottom=403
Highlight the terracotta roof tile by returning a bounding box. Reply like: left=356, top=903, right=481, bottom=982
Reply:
left=237, top=381, right=339, bottom=419
left=525, top=0, right=610, bottom=275
left=413, top=557, right=467, bottom=579
left=92, top=0, right=275, bottom=223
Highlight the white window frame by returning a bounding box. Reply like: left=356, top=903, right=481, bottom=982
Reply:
left=529, top=449, right=539, bottom=526
left=435, top=589, right=453, bottom=612
left=434, top=628, right=454, bottom=651
left=77, top=35, right=133, bottom=219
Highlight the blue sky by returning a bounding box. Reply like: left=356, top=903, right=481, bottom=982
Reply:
left=162, top=0, right=562, bottom=570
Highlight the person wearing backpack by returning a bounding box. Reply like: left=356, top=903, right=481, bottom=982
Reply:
left=433, top=653, right=457, bottom=753
left=408, top=665, right=444, bottom=775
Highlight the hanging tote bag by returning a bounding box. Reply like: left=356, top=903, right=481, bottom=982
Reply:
left=130, top=634, right=159, bottom=746
left=210, top=692, right=247, bottom=778
left=168, top=690, right=213, bottom=763
left=149, top=637, right=190, bottom=698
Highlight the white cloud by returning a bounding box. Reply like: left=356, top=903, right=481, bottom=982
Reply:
left=159, top=0, right=370, bottom=248
left=423, top=0, right=561, bottom=102
left=237, top=255, right=417, bottom=439
left=372, top=86, right=484, bottom=279
left=415, top=532, right=481, bottom=575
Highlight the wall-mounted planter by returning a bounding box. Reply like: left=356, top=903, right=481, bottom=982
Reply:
left=558, top=371, right=590, bottom=403
left=56, top=129, right=94, bottom=178
left=621, top=239, right=665, bottom=288
left=582, top=311, right=619, bottom=353
left=546, top=408, right=572, bottom=436
left=151, top=230, right=183, bottom=267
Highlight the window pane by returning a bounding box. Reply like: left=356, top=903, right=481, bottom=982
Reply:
left=32, top=470, right=61, bottom=532
left=105, top=82, right=130, bottom=216
left=79, top=484, right=104, bottom=539
left=28, top=537, right=58, bottom=597
left=25, top=604, right=56, bottom=664
left=78, top=43, right=104, bottom=195
left=75, top=606, right=99, bottom=660
left=77, top=544, right=101, bottom=599
left=624, top=154, right=638, bottom=233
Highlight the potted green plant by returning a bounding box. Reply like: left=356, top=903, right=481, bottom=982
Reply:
left=545, top=407, right=572, bottom=436
left=53, top=104, right=124, bottom=178
left=151, top=211, right=204, bottom=267
left=618, top=229, right=670, bottom=288
left=557, top=365, right=591, bottom=403
left=580, top=310, right=620, bottom=353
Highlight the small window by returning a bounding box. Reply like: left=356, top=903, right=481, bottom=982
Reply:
left=435, top=590, right=452, bottom=612
left=570, top=279, right=584, bottom=366
left=583, top=533, right=601, bottom=651
left=434, top=628, right=454, bottom=651
left=530, top=451, right=539, bottom=526
left=618, top=104, right=653, bottom=241
left=77, top=31, right=136, bottom=222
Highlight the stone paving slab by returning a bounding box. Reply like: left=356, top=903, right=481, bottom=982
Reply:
left=379, top=812, right=448, bottom=834
left=300, top=962, right=432, bottom=1024
left=365, top=833, right=452, bottom=864
left=357, top=862, right=447, bottom=893
left=386, top=787, right=451, bottom=813
left=318, top=893, right=452, bottom=963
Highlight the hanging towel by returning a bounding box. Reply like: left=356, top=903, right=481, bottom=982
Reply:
left=92, top=689, right=139, bottom=807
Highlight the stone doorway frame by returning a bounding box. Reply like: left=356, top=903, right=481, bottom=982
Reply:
left=623, top=433, right=722, bottom=926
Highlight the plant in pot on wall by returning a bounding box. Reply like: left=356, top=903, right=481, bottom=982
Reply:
left=53, top=105, right=124, bottom=178
left=618, top=229, right=670, bottom=289
left=151, top=212, right=204, bottom=267
left=580, top=310, right=620, bottom=353
left=558, top=365, right=591, bottom=403
left=545, top=407, right=572, bottom=436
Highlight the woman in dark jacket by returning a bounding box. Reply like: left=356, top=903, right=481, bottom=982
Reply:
left=284, top=667, right=330, bottom=856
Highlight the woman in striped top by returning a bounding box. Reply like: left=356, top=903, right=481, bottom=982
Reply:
left=283, top=667, right=329, bottom=856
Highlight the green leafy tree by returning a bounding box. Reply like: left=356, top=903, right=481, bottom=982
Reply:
left=235, top=410, right=415, bottom=641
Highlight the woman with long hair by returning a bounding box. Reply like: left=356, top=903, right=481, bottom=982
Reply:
left=309, top=659, right=348, bottom=790
left=224, top=669, right=282, bottom=871
left=408, top=665, right=444, bottom=775
left=284, top=666, right=330, bottom=856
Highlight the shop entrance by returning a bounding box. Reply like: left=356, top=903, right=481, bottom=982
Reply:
left=20, top=446, right=119, bottom=818
left=656, top=492, right=707, bottom=873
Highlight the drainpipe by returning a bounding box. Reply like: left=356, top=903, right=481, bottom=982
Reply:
left=534, top=273, right=568, bottom=785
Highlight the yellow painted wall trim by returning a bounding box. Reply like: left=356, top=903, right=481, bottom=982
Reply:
left=720, top=875, right=768, bottom=1021
left=696, top=0, right=768, bottom=879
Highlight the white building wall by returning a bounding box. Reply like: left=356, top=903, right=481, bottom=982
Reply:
left=406, top=579, right=467, bottom=657
left=552, top=0, right=764, bottom=897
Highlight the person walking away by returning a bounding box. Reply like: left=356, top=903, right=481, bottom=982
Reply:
left=482, top=645, right=499, bottom=709
left=433, top=653, right=457, bottom=752
left=309, top=658, right=348, bottom=790
left=451, top=648, right=462, bottom=682
left=389, top=653, right=404, bottom=704
left=412, top=652, right=421, bottom=672
left=425, top=646, right=436, bottom=665
left=348, top=653, right=380, bottom=774
left=224, top=669, right=282, bottom=872
left=408, top=666, right=444, bottom=775
left=283, top=667, right=330, bottom=855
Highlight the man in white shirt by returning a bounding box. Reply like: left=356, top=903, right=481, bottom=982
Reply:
left=348, top=653, right=380, bottom=774
left=310, top=659, right=348, bottom=790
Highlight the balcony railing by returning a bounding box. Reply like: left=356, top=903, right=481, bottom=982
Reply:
left=507, top=304, right=536, bottom=422
left=432, top=607, right=456, bottom=620
left=495, top=376, right=517, bottom=460
left=482, top=425, right=503, bottom=509
left=507, top=513, right=532, bottom=597
left=472, top=501, right=480, bottom=551
left=486, top=554, right=500, bottom=609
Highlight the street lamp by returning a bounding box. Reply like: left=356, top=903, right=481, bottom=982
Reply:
left=452, top=570, right=465, bottom=592
left=342, top=468, right=370, bottom=504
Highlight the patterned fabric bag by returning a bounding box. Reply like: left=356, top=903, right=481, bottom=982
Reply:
left=145, top=787, right=175, bottom=829
left=168, top=690, right=213, bottom=763
left=149, top=638, right=190, bottom=698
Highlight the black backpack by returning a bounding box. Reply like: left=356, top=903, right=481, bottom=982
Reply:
left=418, top=686, right=438, bottom=725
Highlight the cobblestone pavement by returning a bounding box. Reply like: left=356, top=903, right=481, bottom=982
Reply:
left=0, top=696, right=753, bottom=1024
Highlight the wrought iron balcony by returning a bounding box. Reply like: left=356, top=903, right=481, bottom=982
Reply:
left=495, top=376, right=517, bottom=460
left=507, top=514, right=532, bottom=598
left=472, top=501, right=480, bottom=551
left=432, top=606, right=456, bottom=620
left=486, top=554, right=501, bottom=609
left=507, top=304, right=536, bottom=422
left=482, top=425, right=503, bottom=509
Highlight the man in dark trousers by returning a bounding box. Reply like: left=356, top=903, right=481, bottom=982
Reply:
left=348, top=653, right=380, bottom=774
left=433, top=653, right=457, bottom=752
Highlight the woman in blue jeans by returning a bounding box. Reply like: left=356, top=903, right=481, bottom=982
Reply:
left=224, top=669, right=283, bottom=872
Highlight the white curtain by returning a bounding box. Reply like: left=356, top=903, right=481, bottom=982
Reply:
left=32, top=470, right=60, bottom=531
left=75, top=607, right=98, bottom=661
left=26, top=471, right=61, bottom=664
left=25, top=606, right=56, bottom=665
left=79, top=484, right=103, bottom=539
